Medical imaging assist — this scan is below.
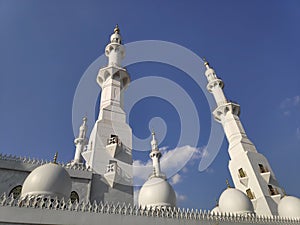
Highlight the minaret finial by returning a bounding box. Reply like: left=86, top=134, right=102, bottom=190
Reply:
left=151, top=130, right=158, bottom=151
left=53, top=152, right=58, bottom=164
left=151, top=129, right=155, bottom=137
left=226, top=179, right=231, bottom=188
left=215, top=198, right=219, bottom=206
left=114, top=24, right=120, bottom=34
left=203, top=57, right=210, bottom=69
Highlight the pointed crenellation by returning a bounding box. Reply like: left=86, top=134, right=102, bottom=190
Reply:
left=0, top=152, right=91, bottom=171
left=0, top=191, right=299, bottom=223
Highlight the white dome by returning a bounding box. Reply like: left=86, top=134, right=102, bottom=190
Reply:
left=278, top=196, right=300, bottom=218
left=219, top=188, right=254, bottom=214
left=138, top=177, right=176, bottom=208
left=21, top=163, right=72, bottom=199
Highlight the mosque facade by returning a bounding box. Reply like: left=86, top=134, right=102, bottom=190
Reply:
left=0, top=26, right=299, bottom=225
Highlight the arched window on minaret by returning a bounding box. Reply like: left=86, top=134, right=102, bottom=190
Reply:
left=258, top=164, right=269, bottom=173
left=238, top=168, right=247, bottom=178
left=70, top=191, right=79, bottom=203
left=246, top=188, right=255, bottom=200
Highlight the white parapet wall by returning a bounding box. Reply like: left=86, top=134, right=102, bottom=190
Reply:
left=0, top=193, right=299, bottom=225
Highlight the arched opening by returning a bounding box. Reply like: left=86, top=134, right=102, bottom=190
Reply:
left=70, top=191, right=79, bottom=203
left=9, top=185, right=22, bottom=199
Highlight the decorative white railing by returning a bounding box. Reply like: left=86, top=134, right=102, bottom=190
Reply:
left=0, top=153, right=91, bottom=171
left=0, top=193, right=299, bottom=224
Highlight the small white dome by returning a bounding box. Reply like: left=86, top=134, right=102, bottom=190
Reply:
left=278, top=196, right=300, bottom=218
left=110, top=33, right=121, bottom=44
left=219, top=188, right=254, bottom=214
left=138, top=177, right=176, bottom=208
left=21, top=163, right=72, bottom=199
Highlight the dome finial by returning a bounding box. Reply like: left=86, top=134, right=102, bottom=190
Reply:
left=151, top=129, right=155, bottom=137
left=114, top=24, right=120, bottom=34
left=282, top=188, right=287, bottom=197
left=83, top=115, right=87, bottom=123
left=215, top=198, right=219, bottom=207
left=53, top=152, right=58, bottom=164
left=109, top=24, right=122, bottom=44
left=226, top=179, right=231, bottom=188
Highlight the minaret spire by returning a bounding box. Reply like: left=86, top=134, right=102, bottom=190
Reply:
left=53, top=152, right=58, bottom=164
left=95, top=25, right=130, bottom=116
left=113, top=24, right=120, bottom=35
left=71, top=116, right=88, bottom=165
left=151, top=130, right=159, bottom=151
left=149, top=131, right=164, bottom=178
left=105, top=24, right=124, bottom=66
left=203, top=59, right=284, bottom=215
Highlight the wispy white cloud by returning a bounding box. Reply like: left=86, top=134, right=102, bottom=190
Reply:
left=294, top=96, right=300, bottom=105
left=296, top=127, right=300, bottom=140
left=159, top=146, right=169, bottom=151
left=170, top=173, right=182, bottom=185
left=182, top=167, right=188, bottom=173
left=160, top=145, right=198, bottom=176
left=175, top=191, right=187, bottom=203
left=280, top=95, right=300, bottom=116
left=205, top=168, right=214, bottom=174
left=133, top=145, right=199, bottom=186
left=279, top=96, right=300, bottom=141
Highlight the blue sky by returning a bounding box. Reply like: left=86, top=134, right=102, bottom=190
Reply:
left=0, top=1, right=300, bottom=209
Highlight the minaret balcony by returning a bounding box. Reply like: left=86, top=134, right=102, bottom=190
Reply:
left=206, top=78, right=224, bottom=92
left=213, top=102, right=241, bottom=122
left=97, top=66, right=130, bottom=89
left=74, top=137, right=87, bottom=145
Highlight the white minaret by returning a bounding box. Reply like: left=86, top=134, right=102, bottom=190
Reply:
left=149, top=131, right=164, bottom=178
left=203, top=59, right=284, bottom=215
left=81, top=25, right=133, bottom=204
left=138, top=131, right=176, bottom=207
left=71, top=117, right=88, bottom=165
